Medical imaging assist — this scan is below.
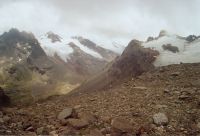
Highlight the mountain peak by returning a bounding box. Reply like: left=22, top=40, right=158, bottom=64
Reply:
left=158, top=30, right=168, bottom=37
left=46, top=31, right=62, bottom=43
left=1, top=28, right=36, bottom=45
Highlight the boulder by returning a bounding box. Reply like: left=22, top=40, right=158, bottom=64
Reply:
left=111, top=118, right=133, bottom=133
left=78, top=112, right=97, bottom=123
left=153, top=113, right=169, bottom=126
left=26, top=126, right=34, bottom=132
left=67, top=119, right=89, bottom=129
left=57, top=108, right=73, bottom=120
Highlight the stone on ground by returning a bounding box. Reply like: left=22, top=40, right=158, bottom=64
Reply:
left=111, top=118, right=133, bottom=133
left=57, top=108, right=73, bottom=120
left=67, top=119, right=89, bottom=129
left=153, top=113, right=169, bottom=126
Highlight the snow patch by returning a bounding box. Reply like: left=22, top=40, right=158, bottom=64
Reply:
left=143, top=35, right=186, bottom=52
left=69, top=39, right=103, bottom=59
left=38, top=35, right=73, bottom=62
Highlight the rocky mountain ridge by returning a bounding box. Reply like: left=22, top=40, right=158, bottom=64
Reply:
left=0, top=29, right=118, bottom=104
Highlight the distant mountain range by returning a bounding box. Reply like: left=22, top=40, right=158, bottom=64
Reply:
left=1, top=28, right=200, bottom=104
left=73, top=30, right=200, bottom=94
left=39, top=31, right=121, bottom=62
left=0, top=29, right=119, bottom=104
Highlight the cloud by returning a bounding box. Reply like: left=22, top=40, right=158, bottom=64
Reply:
left=0, top=0, right=200, bottom=47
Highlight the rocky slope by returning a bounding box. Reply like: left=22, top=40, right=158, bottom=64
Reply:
left=0, top=28, right=58, bottom=104
left=1, top=63, right=200, bottom=135
left=1, top=30, right=200, bottom=135
left=73, top=39, right=159, bottom=94
left=42, top=31, right=117, bottom=82
left=0, top=29, right=119, bottom=104
left=72, top=31, right=200, bottom=94
left=39, top=31, right=119, bottom=90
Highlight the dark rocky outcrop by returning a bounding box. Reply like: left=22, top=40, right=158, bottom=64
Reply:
left=46, top=31, right=62, bottom=43
left=0, top=87, right=10, bottom=107
left=110, top=40, right=159, bottom=78
left=146, top=36, right=155, bottom=42
left=186, top=35, right=200, bottom=42
left=162, top=44, right=179, bottom=53
left=73, top=39, right=159, bottom=94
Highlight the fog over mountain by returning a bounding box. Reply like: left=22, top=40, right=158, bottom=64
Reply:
left=0, top=0, right=200, bottom=47
left=2, top=1, right=200, bottom=135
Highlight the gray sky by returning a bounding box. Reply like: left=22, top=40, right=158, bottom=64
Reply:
left=0, top=0, right=200, bottom=46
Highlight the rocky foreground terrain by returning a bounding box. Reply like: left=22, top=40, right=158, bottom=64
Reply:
left=1, top=63, right=200, bottom=136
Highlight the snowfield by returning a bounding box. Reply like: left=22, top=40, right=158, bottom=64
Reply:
left=37, top=31, right=200, bottom=66
left=143, top=34, right=200, bottom=66
left=39, top=34, right=73, bottom=62
left=37, top=32, right=123, bottom=62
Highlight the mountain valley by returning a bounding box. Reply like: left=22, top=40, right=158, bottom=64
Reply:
left=0, top=29, right=200, bottom=136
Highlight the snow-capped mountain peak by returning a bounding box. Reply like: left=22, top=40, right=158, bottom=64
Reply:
left=143, top=32, right=200, bottom=66
left=38, top=32, right=118, bottom=62
left=46, top=31, right=62, bottom=43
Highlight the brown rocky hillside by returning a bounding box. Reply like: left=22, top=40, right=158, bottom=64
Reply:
left=1, top=63, right=200, bottom=136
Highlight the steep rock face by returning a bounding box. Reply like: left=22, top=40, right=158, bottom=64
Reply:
left=0, top=29, right=118, bottom=103
left=0, top=28, right=52, bottom=69
left=110, top=40, right=159, bottom=78
left=73, top=40, right=159, bottom=93
left=0, top=29, right=62, bottom=104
